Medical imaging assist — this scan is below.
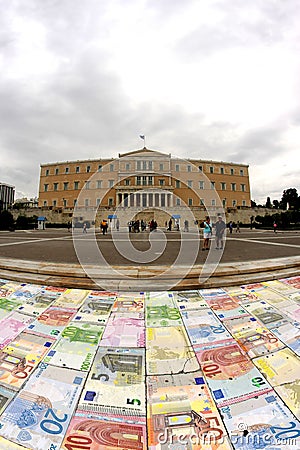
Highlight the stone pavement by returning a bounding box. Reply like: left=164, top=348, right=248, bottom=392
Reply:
left=0, top=277, right=299, bottom=449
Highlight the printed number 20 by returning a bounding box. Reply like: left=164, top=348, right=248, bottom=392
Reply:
left=40, top=408, right=68, bottom=435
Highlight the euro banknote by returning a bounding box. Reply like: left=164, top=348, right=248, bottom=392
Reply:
left=147, top=372, right=230, bottom=450
left=196, top=342, right=272, bottom=406
left=79, top=347, right=146, bottom=416
left=0, top=362, right=86, bottom=450
left=0, top=298, right=23, bottom=321
left=26, top=306, right=76, bottom=338
left=223, top=315, right=284, bottom=358
left=253, top=348, right=300, bottom=386
left=73, top=297, right=114, bottom=324
left=43, top=322, right=104, bottom=371
left=242, top=301, right=290, bottom=328
left=62, top=411, right=147, bottom=450
left=0, top=332, right=55, bottom=390
left=53, top=288, right=90, bottom=309
left=275, top=381, right=300, bottom=420
left=174, top=290, right=208, bottom=311
left=112, top=293, right=144, bottom=314
left=99, top=314, right=145, bottom=347
left=17, top=292, right=57, bottom=317
left=146, top=326, right=199, bottom=375
left=8, top=284, right=44, bottom=302
left=145, top=291, right=176, bottom=308
left=206, top=296, right=249, bottom=321
left=270, top=321, right=300, bottom=356
left=0, top=312, right=33, bottom=350
left=146, top=304, right=183, bottom=327
left=220, top=391, right=300, bottom=450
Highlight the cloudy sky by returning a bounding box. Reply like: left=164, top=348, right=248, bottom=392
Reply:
left=0, top=0, right=299, bottom=204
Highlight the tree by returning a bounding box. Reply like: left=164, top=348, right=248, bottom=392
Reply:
left=251, top=200, right=257, bottom=207
left=273, top=200, right=280, bottom=209
left=280, top=188, right=298, bottom=210
left=266, top=197, right=272, bottom=208
left=0, top=210, right=15, bottom=230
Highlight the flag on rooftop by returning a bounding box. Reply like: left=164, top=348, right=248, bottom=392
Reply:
left=139, top=135, right=145, bottom=139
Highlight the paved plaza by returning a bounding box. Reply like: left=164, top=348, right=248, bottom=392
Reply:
left=0, top=276, right=299, bottom=449
left=0, top=228, right=299, bottom=265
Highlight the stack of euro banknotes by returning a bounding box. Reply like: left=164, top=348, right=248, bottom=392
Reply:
left=0, top=276, right=299, bottom=449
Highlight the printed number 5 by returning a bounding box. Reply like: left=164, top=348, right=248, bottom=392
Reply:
left=127, top=398, right=141, bottom=406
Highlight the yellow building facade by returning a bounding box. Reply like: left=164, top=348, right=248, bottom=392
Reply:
left=38, top=148, right=251, bottom=212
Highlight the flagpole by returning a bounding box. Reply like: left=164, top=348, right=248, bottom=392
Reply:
left=144, top=136, right=146, bottom=148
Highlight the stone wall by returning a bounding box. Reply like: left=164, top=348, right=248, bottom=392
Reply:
left=11, top=206, right=286, bottom=228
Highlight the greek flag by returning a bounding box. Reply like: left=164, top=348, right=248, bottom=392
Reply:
left=139, top=135, right=145, bottom=140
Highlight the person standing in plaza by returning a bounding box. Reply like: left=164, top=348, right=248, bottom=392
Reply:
left=229, top=221, right=233, bottom=234
left=83, top=223, right=87, bottom=233
left=273, top=221, right=277, bottom=233
left=215, top=216, right=226, bottom=249
left=202, top=216, right=212, bottom=251
left=116, top=218, right=120, bottom=231
left=236, top=220, right=240, bottom=233
left=184, top=219, right=189, bottom=232
left=168, top=218, right=172, bottom=231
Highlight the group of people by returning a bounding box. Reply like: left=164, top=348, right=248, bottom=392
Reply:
left=128, top=219, right=148, bottom=232
left=201, top=216, right=226, bottom=251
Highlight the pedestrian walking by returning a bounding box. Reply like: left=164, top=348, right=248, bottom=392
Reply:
left=236, top=221, right=240, bottom=233
left=184, top=219, right=189, bottom=232
left=116, top=219, right=120, bottom=231
left=168, top=218, right=172, bottom=231
left=101, top=219, right=108, bottom=235
left=273, top=222, right=277, bottom=233
left=215, top=216, right=226, bottom=249
left=83, top=223, right=87, bottom=233
left=202, top=216, right=212, bottom=251
left=67, top=221, right=71, bottom=232
left=229, top=221, right=233, bottom=234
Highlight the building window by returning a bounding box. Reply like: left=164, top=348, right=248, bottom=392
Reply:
left=53, top=200, right=57, bottom=207
left=53, top=183, right=58, bottom=191
left=97, top=180, right=102, bottom=189
left=96, top=198, right=101, bottom=206
left=46, top=169, right=49, bottom=176
left=240, top=169, right=244, bottom=176
left=125, top=163, right=130, bottom=171
left=220, top=167, right=224, bottom=174
left=176, top=180, right=180, bottom=188
left=199, top=181, right=204, bottom=189
left=187, top=165, right=191, bottom=172
left=221, top=182, right=226, bottom=190
left=143, top=161, right=147, bottom=170
left=231, top=183, right=236, bottom=191
left=55, top=168, right=59, bottom=175
left=43, top=201, right=47, bottom=207
left=232, top=200, right=237, bottom=207
left=74, top=181, right=79, bottom=190
left=108, top=198, right=114, bottom=206
left=63, top=199, right=67, bottom=207
left=109, top=180, right=114, bottom=188
left=85, top=181, right=90, bottom=189
left=110, top=164, right=114, bottom=172
left=142, top=176, right=147, bottom=186
left=211, top=182, right=215, bottom=189
left=187, top=180, right=193, bottom=188
left=85, top=199, right=89, bottom=207
left=149, top=161, right=153, bottom=170
left=63, top=182, right=69, bottom=190
left=211, top=199, right=216, bottom=206
left=136, top=176, right=141, bottom=186
left=188, top=198, right=193, bottom=206
left=98, top=165, right=102, bottom=172
left=176, top=198, right=181, bottom=206
left=198, top=165, right=203, bottom=172
left=230, top=168, right=234, bottom=175
left=87, top=165, right=91, bottom=173
left=159, top=179, right=165, bottom=186
left=44, top=184, right=48, bottom=192
left=175, top=164, right=180, bottom=172
left=210, top=166, right=214, bottom=174
left=242, top=200, right=246, bottom=206
left=159, top=163, right=164, bottom=171
left=125, top=179, right=130, bottom=186
left=65, top=167, right=69, bottom=174
left=241, top=184, right=246, bottom=192
left=222, top=199, right=226, bottom=207
left=136, top=161, right=141, bottom=170
left=76, top=166, right=80, bottom=173
left=148, top=176, right=153, bottom=185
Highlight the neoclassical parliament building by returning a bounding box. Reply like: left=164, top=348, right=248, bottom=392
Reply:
left=38, top=148, right=251, bottom=222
